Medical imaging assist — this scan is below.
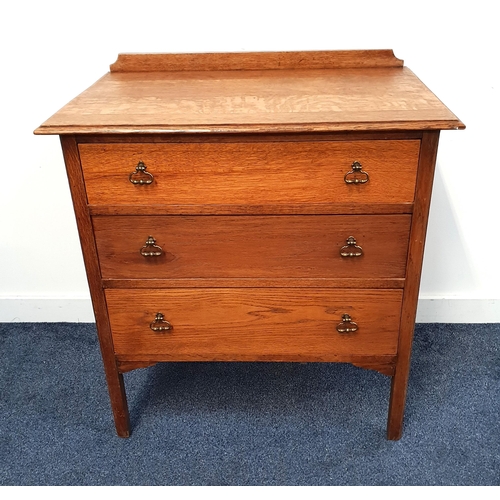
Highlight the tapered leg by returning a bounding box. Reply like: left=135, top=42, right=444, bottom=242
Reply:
left=103, top=368, right=130, bottom=437
left=60, top=135, right=131, bottom=437
left=387, top=368, right=410, bottom=440
left=386, top=131, right=441, bottom=440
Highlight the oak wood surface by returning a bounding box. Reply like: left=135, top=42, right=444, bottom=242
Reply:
left=105, top=288, right=403, bottom=360
left=387, top=131, right=441, bottom=440
left=76, top=130, right=425, bottom=143
left=59, top=136, right=130, bottom=438
left=34, top=51, right=464, bottom=135
left=109, top=50, right=404, bottom=72
left=102, top=277, right=405, bottom=289
left=37, top=51, right=465, bottom=439
left=116, top=356, right=396, bottom=376
left=79, top=140, right=420, bottom=206
left=88, top=203, right=414, bottom=216
left=93, top=214, right=411, bottom=280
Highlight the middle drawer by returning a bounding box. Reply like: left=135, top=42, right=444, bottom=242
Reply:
left=93, top=215, right=410, bottom=279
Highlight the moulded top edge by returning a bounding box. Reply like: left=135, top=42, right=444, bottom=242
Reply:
left=34, top=120, right=465, bottom=136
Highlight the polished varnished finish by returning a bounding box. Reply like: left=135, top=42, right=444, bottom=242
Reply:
left=35, top=51, right=464, bottom=136
left=109, top=50, right=405, bottom=72
left=105, top=288, right=403, bottom=360
left=79, top=140, right=420, bottom=207
left=35, top=50, right=464, bottom=440
left=93, top=215, right=411, bottom=280
left=387, top=131, right=441, bottom=440
left=59, top=135, right=130, bottom=438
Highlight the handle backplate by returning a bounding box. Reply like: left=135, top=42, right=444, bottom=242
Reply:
left=344, top=161, right=369, bottom=185
left=340, top=236, right=363, bottom=258
left=336, top=313, right=358, bottom=333
left=140, top=236, right=163, bottom=257
left=129, top=161, right=154, bottom=185
left=150, top=312, right=172, bottom=332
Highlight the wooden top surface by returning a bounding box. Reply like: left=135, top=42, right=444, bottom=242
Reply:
left=35, top=50, right=464, bottom=135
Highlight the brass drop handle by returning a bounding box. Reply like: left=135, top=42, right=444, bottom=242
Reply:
left=129, top=161, right=154, bottom=185
left=140, top=236, right=163, bottom=257
left=340, top=236, right=363, bottom=257
left=336, top=314, right=358, bottom=333
left=150, top=313, right=172, bottom=332
left=344, top=161, right=369, bottom=184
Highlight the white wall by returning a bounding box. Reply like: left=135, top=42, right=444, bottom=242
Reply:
left=0, top=0, right=498, bottom=322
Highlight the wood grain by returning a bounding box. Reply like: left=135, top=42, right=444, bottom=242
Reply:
left=93, top=214, right=411, bottom=280
left=38, top=50, right=465, bottom=440
left=79, top=140, right=420, bottom=206
left=34, top=61, right=464, bottom=136
left=102, top=278, right=405, bottom=289
left=387, top=131, right=440, bottom=440
left=105, top=288, right=403, bottom=360
left=88, top=202, right=414, bottom=216
left=109, top=50, right=404, bottom=72
left=59, top=136, right=130, bottom=438
left=75, top=130, right=425, bottom=144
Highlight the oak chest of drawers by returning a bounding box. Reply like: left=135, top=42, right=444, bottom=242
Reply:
left=35, top=50, right=464, bottom=439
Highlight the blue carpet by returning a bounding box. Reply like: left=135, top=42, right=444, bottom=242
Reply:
left=0, top=322, right=498, bottom=485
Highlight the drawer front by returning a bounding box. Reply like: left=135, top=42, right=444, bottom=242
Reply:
left=79, top=140, right=420, bottom=206
left=94, top=215, right=410, bottom=279
left=106, top=288, right=403, bottom=360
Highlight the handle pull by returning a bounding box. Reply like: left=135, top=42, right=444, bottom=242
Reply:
left=336, top=314, right=358, bottom=333
left=140, top=236, right=163, bottom=257
left=129, top=161, right=154, bottom=185
left=150, top=313, right=172, bottom=332
left=344, top=161, right=369, bottom=185
left=340, top=236, right=363, bottom=257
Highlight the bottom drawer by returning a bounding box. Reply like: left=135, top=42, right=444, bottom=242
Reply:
left=106, top=289, right=403, bottom=361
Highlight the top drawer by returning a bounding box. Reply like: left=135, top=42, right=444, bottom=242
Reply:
left=78, top=140, right=420, bottom=206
